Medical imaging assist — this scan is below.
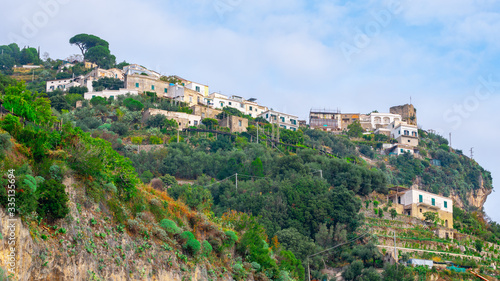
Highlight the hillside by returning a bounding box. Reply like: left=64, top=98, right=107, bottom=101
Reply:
left=0, top=57, right=499, bottom=280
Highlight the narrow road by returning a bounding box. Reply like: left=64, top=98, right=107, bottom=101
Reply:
left=376, top=245, right=482, bottom=261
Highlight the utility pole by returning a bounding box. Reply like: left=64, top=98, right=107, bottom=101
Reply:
left=319, top=169, right=323, bottom=179
left=177, top=129, right=180, bottom=143
left=394, top=231, right=397, bottom=262
left=470, top=147, right=474, bottom=159
left=449, top=133, right=452, bottom=149
left=256, top=123, right=259, bottom=144
left=235, top=173, right=238, bottom=191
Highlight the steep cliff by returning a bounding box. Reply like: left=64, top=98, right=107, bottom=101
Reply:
left=0, top=175, right=238, bottom=281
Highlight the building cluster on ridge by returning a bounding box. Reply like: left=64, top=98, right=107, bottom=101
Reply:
left=45, top=61, right=455, bottom=234
left=45, top=63, right=301, bottom=133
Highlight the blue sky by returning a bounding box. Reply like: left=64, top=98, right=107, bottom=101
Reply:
left=1, top=0, right=500, bottom=222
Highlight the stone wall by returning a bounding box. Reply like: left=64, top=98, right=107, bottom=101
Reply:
left=390, top=104, right=417, bottom=125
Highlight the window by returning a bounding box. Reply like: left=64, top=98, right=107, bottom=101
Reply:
left=189, top=97, right=192, bottom=102
left=444, top=201, right=447, bottom=208
left=202, top=113, right=205, bottom=118
left=431, top=198, right=435, bottom=206
left=135, top=83, right=139, bottom=88
left=419, top=195, right=423, bottom=203
left=220, top=102, right=224, bottom=107
left=110, top=96, right=114, bottom=99
left=195, top=86, right=200, bottom=92
left=420, top=208, right=422, bottom=213
left=280, top=117, right=285, bottom=122
left=292, top=127, right=296, bottom=131
left=400, top=149, right=404, bottom=153
left=92, top=95, right=95, bottom=98
left=291, top=119, right=296, bottom=125
left=151, top=85, right=155, bottom=90
left=229, top=102, right=232, bottom=105
left=238, top=120, right=242, bottom=127
left=266, top=114, right=269, bottom=118
left=164, top=88, right=168, bottom=93
left=249, top=106, right=253, bottom=111
left=398, top=197, right=401, bottom=204
left=194, top=120, right=198, bottom=125
left=240, top=103, right=244, bottom=108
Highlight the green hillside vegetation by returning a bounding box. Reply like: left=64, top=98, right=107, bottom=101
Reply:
left=0, top=33, right=499, bottom=280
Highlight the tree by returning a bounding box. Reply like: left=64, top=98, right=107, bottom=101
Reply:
left=85, top=45, right=116, bottom=69
left=164, top=118, right=179, bottom=131
left=423, top=211, right=438, bottom=224
left=250, top=157, right=264, bottom=177
left=56, top=72, right=72, bottom=80
left=202, top=118, right=218, bottom=129
left=347, top=121, right=363, bottom=138
left=390, top=209, right=397, bottom=220
left=37, top=179, right=70, bottom=221
left=147, top=114, right=166, bottom=128
left=68, top=86, right=88, bottom=95
left=90, top=96, right=107, bottom=106
left=123, top=98, right=144, bottom=111
left=20, top=47, right=40, bottom=65
left=116, top=61, right=130, bottom=69
left=92, top=77, right=123, bottom=91
left=69, top=34, right=109, bottom=57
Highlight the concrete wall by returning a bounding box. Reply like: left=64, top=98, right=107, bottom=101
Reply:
left=190, top=105, right=222, bottom=119
left=220, top=116, right=248, bottom=133
left=125, top=74, right=170, bottom=97
left=142, top=109, right=201, bottom=130
left=397, top=136, right=419, bottom=147
left=84, top=89, right=139, bottom=100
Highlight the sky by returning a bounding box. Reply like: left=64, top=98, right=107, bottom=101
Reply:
left=1, top=0, right=499, bottom=221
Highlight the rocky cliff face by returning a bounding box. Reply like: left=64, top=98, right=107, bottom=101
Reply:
left=0, top=177, right=237, bottom=281
left=450, top=179, right=492, bottom=211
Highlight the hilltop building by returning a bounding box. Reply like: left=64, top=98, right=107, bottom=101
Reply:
left=390, top=104, right=417, bottom=126
left=309, top=109, right=341, bottom=131
left=259, top=110, right=299, bottom=131
left=190, top=105, right=222, bottom=119
left=220, top=115, right=248, bottom=133
left=209, top=93, right=268, bottom=117
left=142, top=108, right=201, bottom=130
left=173, top=75, right=209, bottom=97
left=389, top=186, right=453, bottom=234
left=359, top=112, right=402, bottom=131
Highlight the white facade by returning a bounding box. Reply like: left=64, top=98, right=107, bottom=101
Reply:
left=84, top=89, right=139, bottom=100
left=370, top=113, right=402, bottom=129
left=143, top=109, right=202, bottom=130
left=390, top=120, right=418, bottom=139
left=46, top=78, right=82, bottom=92
left=209, top=93, right=268, bottom=117
left=390, top=144, right=414, bottom=155
left=123, top=64, right=161, bottom=79
left=185, top=82, right=209, bottom=97
left=393, top=189, right=453, bottom=214
left=258, top=110, right=299, bottom=131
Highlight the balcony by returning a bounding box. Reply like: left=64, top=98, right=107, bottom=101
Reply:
left=417, top=199, right=441, bottom=210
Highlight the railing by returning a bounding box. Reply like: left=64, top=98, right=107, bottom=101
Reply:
left=418, top=199, right=441, bottom=209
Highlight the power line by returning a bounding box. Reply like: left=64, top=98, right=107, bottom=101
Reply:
left=307, top=230, right=371, bottom=281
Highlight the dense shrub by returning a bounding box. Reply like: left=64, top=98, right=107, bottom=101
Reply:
left=160, top=219, right=181, bottom=235
left=37, top=179, right=70, bottom=221
left=202, top=240, right=212, bottom=257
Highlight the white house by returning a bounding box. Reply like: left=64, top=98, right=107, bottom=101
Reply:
left=369, top=113, right=402, bottom=129
left=123, top=64, right=161, bottom=79
left=258, top=110, right=299, bottom=131
left=142, top=109, right=202, bottom=130
left=173, top=76, right=210, bottom=97
left=46, top=78, right=82, bottom=92
left=389, top=188, right=453, bottom=229
left=84, top=89, right=139, bottom=100
left=209, top=93, right=268, bottom=117
left=390, top=120, right=419, bottom=147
